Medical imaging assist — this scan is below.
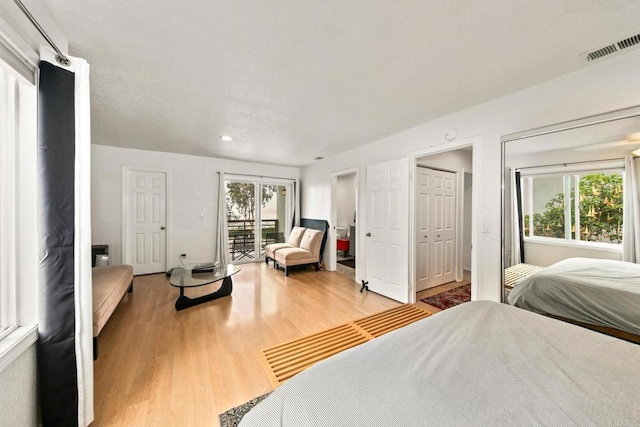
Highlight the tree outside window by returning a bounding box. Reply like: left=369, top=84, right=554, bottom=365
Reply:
left=522, top=173, right=623, bottom=244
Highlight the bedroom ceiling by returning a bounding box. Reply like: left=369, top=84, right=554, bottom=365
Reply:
left=42, top=0, right=640, bottom=167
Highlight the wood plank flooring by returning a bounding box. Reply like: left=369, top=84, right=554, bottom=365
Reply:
left=93, top=263, right=399, bottom=426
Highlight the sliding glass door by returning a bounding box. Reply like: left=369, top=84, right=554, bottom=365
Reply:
left=226, top=178, right=292, bottom=263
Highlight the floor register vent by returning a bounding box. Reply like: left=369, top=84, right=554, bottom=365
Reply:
left=582, top=32, right=640, bottom=62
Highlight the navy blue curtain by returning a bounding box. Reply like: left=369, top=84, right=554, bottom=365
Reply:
left=515, top=171, right=525, bottom=263
left=37, top=60, right=79, bottom=426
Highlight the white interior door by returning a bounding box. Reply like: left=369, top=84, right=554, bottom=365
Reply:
left=125, top=170, right=167, bottom=274
left=366, top=158, right=409, bottom=303
left=416, top=167, right=456, bottom=291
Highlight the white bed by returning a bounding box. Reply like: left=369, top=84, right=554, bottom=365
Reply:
left=508, top=257, right=640, bottom=336
left=240, top=301, right=640, bottom=426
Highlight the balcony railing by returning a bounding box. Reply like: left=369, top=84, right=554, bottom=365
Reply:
left=228, top=219, right=285, bottom=261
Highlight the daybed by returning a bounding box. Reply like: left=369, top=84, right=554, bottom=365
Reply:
left=508, top=257, right=640, bottom=341
left=92, top=264, right=134, bottom=359
left=240, top=301, right=640, bottom=426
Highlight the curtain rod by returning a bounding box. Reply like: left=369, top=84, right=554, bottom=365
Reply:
left=218, top=171, right=297, bottom=181
left=13, top=0, right=70, bottom=67
left=515, top=157, right=626, bottom=172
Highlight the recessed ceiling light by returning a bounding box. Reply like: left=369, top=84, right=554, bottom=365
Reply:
left=220, top=135, right=233, bottom=142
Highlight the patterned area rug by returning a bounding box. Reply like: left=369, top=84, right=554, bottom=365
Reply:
left=420, top=284, right=471, bottom=310
left=219, top=393, right=271, bottom=427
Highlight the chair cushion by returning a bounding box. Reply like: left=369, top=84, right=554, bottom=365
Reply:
left=299, top=229, right=324, bottom=255
left=275, top=248, right=318, bottom=265
left=265, top=243, right=295, bottom=257
left=287, top=226, right=307, bottom=246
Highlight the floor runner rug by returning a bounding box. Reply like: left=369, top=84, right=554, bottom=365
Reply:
left=262, top=304, right=431, bottom=386
left=219, top=393, right=271, bottom=427
left=420, top=284, right=471, bottom=310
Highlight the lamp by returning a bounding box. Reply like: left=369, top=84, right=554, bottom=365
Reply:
left=281, top=188, right=286, bottom=196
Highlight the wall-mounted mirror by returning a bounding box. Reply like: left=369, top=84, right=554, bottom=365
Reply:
left=501, top=106, right=640, bottom=342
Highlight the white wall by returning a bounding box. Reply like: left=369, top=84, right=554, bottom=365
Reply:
left=336, top=173, right=356, bottom=233
left=301, top=48, right=640, bottom=302
left=92, top=145, right=299, bottom=267
left=524, top=241, right=621, bottom=267
left=0, top=346, right=38, bottom=426
left=417, top=149, right=472, bottom=172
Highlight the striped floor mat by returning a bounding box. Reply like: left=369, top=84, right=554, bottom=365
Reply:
left=262, top=304, right=431, bottom=386
left=505, top=263, right=544, bottom=288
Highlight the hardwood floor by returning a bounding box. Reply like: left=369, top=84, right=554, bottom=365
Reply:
left=93, top=263, right=399, bottom=426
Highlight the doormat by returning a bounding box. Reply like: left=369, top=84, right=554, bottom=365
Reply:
left=219, top=393, right=271, bottom=427
left=337, top=258, right=355, bottom=268
left=262, top=304, right=431, bottom=386
left=420, top=284, right=471, bottom=310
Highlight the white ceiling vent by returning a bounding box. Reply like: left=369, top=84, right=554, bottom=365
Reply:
left=582, top=32, right=640, bottom=62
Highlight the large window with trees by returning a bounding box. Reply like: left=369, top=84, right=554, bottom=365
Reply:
left=522, top=171, right=623, bottom=245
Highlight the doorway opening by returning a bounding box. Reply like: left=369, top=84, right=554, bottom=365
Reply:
left=225, top=178, right=293, bottom=264
left=410, top=143, right=476, bottom=311
left=335, top=173, right=357, bottom=278
left=330, top=169, right=358, bottom=281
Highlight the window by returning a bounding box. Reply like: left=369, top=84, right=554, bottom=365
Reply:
left=0, top=48, right=39, bottom=359
left=522, top=170, right=624, bottom=245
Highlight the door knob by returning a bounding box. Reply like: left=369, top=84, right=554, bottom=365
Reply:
left=366, top=232, right=371, bottom=237
left=424, top=235, right=428, bottom=238
left=161, top=226, right=166, bottom=230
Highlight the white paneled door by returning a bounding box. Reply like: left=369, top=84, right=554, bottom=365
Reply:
left=366, top=159, right=409, bottom=303
left=416, top=167, right=456, bottom=291
left=125, top=170, right=167, bottom=275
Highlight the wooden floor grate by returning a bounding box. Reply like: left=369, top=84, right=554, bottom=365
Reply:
left=262, top=304, right=431, bottom=386
left=505, top=263, right=544, bottom=289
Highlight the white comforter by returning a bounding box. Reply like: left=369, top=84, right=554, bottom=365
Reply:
left=240, top=301, right=640, bottom=426
left=508, top=257, right=640, bottom=335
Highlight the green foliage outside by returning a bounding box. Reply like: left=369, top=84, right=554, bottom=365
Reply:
left=226, top=183, right=275, bottom=220
left=523, top=174, right=623, bottom=243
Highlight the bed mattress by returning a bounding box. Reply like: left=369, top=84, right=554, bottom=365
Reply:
left=240, top=301, right=640, bottom=426
left=508, top=257, right=640, bottom=336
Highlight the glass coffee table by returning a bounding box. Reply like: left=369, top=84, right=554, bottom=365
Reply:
left=169, top=264, right=240, bottom=311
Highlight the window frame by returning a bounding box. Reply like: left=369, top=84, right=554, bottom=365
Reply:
left=0, top=41, right=39, bottom=373
left=521, top=167, right=625, bottom=248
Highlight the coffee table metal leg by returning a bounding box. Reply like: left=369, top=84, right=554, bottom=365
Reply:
left=175, top=276, right=233, bottom=311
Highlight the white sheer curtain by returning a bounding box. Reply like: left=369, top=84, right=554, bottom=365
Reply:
left=623, top=155, right=640, bottom=263
left=294, top=179, right=301, bottom=227
left=510, top=168, right=522, bottom=267
left=214, top=172, right=230, bottom=265
left=72, top=52, right=93, bottom=427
